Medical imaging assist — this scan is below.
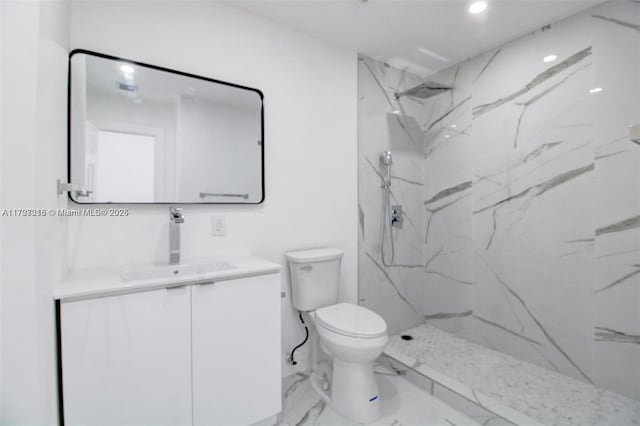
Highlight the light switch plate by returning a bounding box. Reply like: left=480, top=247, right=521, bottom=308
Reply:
left=212, top=215, right=226, bottom=237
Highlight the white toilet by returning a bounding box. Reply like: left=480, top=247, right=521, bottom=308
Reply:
left=286, top=248, right=388, bottom=424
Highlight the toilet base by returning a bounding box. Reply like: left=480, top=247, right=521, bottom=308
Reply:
left=329, top=358, right=382, bottom=424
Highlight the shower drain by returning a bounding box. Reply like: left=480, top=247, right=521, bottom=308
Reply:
left=400, top=334, right=414, bottom=341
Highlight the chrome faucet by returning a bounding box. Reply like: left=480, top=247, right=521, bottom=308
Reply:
left=169, top=207, right=184, bottom=265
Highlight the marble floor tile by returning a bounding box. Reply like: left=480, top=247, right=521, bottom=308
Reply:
left=280, top=366, right=479, bottom=426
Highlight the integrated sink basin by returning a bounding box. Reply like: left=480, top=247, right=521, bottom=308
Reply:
left=55, top=255, right=282, bottom=301
left=121, top=261, right=235, bottom=284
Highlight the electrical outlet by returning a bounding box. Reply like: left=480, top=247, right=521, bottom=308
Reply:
left=212, top=215, right=226, bottom=237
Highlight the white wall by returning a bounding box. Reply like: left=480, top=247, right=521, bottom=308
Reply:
left=68, top=1, right=358, bottom=375
left=1, top=0, right=69, bottom=424
left=1, top=7, right=39, bottom=420
left=0, top=4, right=4, bottom=420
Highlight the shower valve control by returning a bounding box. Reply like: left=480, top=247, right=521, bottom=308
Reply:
left=391, top=205, right=403, bottom=229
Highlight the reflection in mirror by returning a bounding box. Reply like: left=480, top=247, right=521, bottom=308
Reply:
left=69, top=51, right=264, bottom=203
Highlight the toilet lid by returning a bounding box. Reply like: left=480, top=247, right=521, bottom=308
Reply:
left=315, top=303, right=387, bottom=339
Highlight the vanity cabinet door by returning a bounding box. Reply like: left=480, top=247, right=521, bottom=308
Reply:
left=191, top=274, right=281, bottom=426
left=61, top=286, right=192, bottom=426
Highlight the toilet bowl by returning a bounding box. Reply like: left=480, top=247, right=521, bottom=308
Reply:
left=286, top=248, right=389, bottom=424
left=310, top=303, right=388, bottom=423
left=313, top=303, right=388, bottom=363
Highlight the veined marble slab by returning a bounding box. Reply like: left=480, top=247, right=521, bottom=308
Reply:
left=385, top=324, right=640, bottom=426
left=280, top=365, right=480, bottom=426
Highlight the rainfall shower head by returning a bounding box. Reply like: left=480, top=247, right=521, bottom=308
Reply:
left=380, top=151, right=393, bottom=166
left=394, top=82, right=453, bottom=100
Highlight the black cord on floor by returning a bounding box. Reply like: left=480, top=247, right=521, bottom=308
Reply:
left=289, top=311, right=309, bottom=366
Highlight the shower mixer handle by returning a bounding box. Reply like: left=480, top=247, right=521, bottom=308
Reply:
left=391, top=205, right=403, bottom=229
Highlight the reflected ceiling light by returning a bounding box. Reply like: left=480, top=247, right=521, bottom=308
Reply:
left=590, top=87, right=603, bottom=94
left=392, top=110, right=401, bottom=115
left=417, top=47, right=450, bottom=63
left=120, top=64, right=135, bottom=74
left=451, top=124, right=457, bottom=128
left=543, top=54, right=557, bottom=63
left=469, top=1, right=487, bottom=14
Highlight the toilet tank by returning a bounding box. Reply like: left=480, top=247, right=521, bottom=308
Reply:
left=286, top=248, right=343, bottom=311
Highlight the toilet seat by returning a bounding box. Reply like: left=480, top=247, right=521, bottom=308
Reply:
left=314, top=303, right=387, bottom=339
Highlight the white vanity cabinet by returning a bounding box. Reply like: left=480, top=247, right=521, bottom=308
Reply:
left=192, top=274, right=281, bottom=425
left=59, top=270, right=281, bottom=426
left=61, top=285, right=193, bottom=426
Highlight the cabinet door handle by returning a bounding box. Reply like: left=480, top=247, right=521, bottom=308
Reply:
left=195, top=281, right=215, bottom=287
left=165, top=284, right=187, bottom=291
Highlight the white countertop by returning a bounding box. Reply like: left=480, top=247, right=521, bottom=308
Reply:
left=55, top=255, right=282, bottom=302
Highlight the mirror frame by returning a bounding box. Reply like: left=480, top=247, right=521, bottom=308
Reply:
left=67, top=49, right=265, bottom=205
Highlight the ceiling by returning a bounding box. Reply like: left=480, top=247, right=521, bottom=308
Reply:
left=230, top=0, right=602, bottom=76
left=83, top=53, right=261, bottom=108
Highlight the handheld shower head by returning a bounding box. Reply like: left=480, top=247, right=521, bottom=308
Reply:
left=380, top=151, right=393, bottom=166
left=379, top=150, right=397, bottom=266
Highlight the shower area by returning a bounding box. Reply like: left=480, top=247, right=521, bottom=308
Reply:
left=358, top=1, right=640, bottom=424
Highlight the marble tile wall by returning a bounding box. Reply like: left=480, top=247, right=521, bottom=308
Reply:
left=358, top=0, right=640, bottom=401
left=468, top=10, right=597, bottom=387
left=591, top=0, right=640, bottom=400
left=358, top=57, right=426, bottom=334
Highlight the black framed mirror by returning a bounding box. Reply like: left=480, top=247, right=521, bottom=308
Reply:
left=68, top=50, right=264, bottom=204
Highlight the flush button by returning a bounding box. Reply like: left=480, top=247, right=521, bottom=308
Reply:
left=300, top=265, right=313, bottom=272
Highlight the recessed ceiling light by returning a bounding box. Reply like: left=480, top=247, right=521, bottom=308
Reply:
left=589, top=87, right=603, bottom=94
left=120, top=64, right=135, bottom=74
left=469, top=1, right=487, bottom=14
left=543, top=55, right=557, bottom=63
